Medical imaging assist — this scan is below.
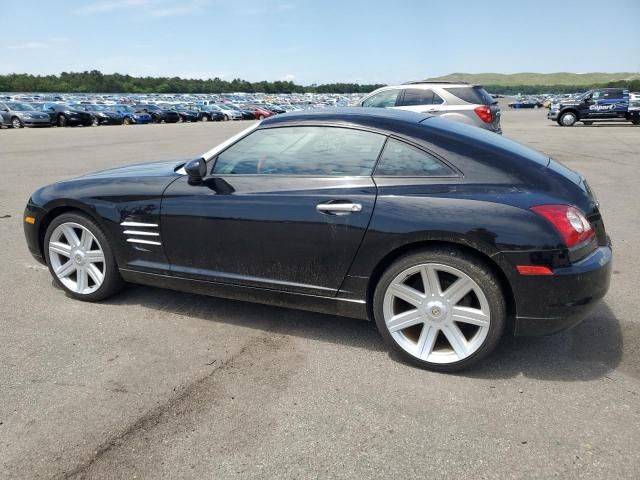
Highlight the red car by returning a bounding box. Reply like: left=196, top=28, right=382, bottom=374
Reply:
left=243, top=105, right=272, bottom=120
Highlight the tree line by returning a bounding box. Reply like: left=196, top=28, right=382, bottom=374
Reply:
left=0, top=71, right=384, bottom=94
left=1, top=71, right=638, bottom=95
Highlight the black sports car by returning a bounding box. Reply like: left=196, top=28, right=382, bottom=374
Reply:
left=31, top=102, right=93, bottom=127
left=71, top=104, right=123, bottom=125
left=22, top=108, right=611, bottom=371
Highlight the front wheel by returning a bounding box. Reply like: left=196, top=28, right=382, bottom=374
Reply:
left=122, top=117, right=132, bottom=125
left=44, top=212, right=124, bottom=301
left=201, top=115, right=209, bottom=122
left=559, top=111, right=577, bottom=126
left=11, top=117, right=23, bottom=129
left=223, top=114, right=229, bottom=121
left=58, top=114, right=68, bottom=127
left=373, top=249, right=506, bottom=372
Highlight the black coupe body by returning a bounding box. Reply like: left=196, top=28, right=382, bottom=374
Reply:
left=23, top=108, right=611, bottom=370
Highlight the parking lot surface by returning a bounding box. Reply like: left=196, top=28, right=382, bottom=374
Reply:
left=1, top=111, right=639, bottom=479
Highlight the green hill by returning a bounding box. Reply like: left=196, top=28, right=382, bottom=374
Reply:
left=426, top=72, right=640, bottom=86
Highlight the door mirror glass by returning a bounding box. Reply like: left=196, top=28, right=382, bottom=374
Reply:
left=185, top=157, right=207, bottom=185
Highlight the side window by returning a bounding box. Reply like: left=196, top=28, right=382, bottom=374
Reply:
left=400, top=89, right=434, bottom=106
left=591, top=91, right=602, bottom=100
left=375, top=138, right=454, bottom=177
left=213, top=126, right=386, bottom=176
left=362, top=89, right=400, bottom=108
left=432, top=92, right=444, bottom=105
left=603, top=89, right=623, bottom=99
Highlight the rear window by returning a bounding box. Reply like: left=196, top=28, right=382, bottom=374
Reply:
left=444, top=86, right=495, bottom=106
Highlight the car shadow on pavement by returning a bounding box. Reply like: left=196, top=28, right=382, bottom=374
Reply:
left=104, top=284, right=387, bottom=353
left=461, top=302, right=630, bottom=382
left=105, top=285, right=627, bottom=382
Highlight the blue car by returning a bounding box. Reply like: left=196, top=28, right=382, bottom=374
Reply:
left=106, top=105, right=153, bottom=125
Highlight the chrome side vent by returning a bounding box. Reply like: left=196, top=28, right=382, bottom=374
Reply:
left=120, top=221, right=161, bottom=246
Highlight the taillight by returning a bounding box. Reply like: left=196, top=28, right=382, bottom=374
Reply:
left=530, top=204, right=594, bottom=248
left=474, top=105, right=493, bottom=123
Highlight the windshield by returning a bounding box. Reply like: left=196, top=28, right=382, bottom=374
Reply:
left=6, top=102, right=34, bottom=111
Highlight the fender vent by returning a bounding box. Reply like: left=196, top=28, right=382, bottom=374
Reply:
left=120, top=221, right=161, bottom=246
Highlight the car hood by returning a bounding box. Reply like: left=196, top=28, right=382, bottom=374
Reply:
left=79, top=160, right=183, bottom=179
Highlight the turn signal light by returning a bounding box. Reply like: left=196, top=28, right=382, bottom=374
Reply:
left=24, top=216, right=36, bottom=224
left=474, top=105, right=493, bottom=123
left=516, top=265, right=553, bottom=275
left=530, top=204, right=594, bottom=248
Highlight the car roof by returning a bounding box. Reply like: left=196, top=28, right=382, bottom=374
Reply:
left=261, top=107, right=431, bottom=128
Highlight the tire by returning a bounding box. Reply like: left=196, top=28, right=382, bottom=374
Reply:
left=44, top=212, right=125, bottom=302
left=559, top=111, right=577, bottom=126
left=11, top=116, right=23, bottom=129
left=201, top=115, right=209, bottom=122
left=92, top=116, right=100, bottom=126
left=373, top=248, right=506, bottom=372
left=583, top=121, right=593, bottom=125
left=258, top=114, right=264, bottom=120
left=58, top=114, right=67, bottom=127
left=223, top=114, right=229, bottom=121
left=632, top=119, right=640, bottom=125
left=123, top=117, right=132, bottom=125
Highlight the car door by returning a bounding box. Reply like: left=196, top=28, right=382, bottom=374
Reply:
left=161, top=125, right=386, bottom=297
left=600, top=89, right=628, bottom=118
left=0, top=103, right=8, bottom=125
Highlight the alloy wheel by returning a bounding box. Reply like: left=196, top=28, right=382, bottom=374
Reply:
left=383, top=263, right=491, bottom=364
left=12, top=117, right=22, bottom=128
left=48, top=222, right=106, bottom=295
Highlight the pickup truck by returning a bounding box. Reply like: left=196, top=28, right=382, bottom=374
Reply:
left=548, top=88, right=640, bottom=126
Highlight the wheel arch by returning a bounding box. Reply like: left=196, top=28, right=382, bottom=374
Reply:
left=559, top=108, right=580, bottom=119
left=365, top=239, right=516, bottom=327
left=37, top=202, right=109, bottom=261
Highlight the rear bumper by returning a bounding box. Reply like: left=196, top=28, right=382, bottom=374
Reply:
left=509, top=245, right=612, bottom=336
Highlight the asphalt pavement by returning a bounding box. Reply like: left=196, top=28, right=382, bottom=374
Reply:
left=0, top=110, right=638, bottom=479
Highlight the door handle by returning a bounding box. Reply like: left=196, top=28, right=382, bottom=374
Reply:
left=316, top=202, right=363, bottom=214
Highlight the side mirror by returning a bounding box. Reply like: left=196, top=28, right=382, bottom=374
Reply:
left=185, top=157, right=207, bottom=185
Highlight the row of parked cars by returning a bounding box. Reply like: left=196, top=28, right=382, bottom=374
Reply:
left=0, top=100, right=318, bottom=128
left=0, top=91, right=362, bottom=129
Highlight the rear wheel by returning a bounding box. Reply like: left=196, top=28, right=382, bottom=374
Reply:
left=11, top=117, right=23, bottom=129
left=373, top=249, right=506, bottom=372
left=44, top=212, right=125, bottom=301
left=201, top=115, right=209, bottom=122
left=258, top=114, right=265, bottom=120
left=559, top=111, right=577, bottom=126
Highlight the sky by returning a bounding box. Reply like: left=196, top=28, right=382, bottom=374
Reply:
left=2, top=0, right=639, bottom=85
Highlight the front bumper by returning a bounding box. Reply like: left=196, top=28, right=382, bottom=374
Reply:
left=547, top=110, right=559, bottom=120
left=509, top=245, right=612, bottom=336
left=22, top=118, right=52, bottom=127
left=23, top=201, right=47, bottom=264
